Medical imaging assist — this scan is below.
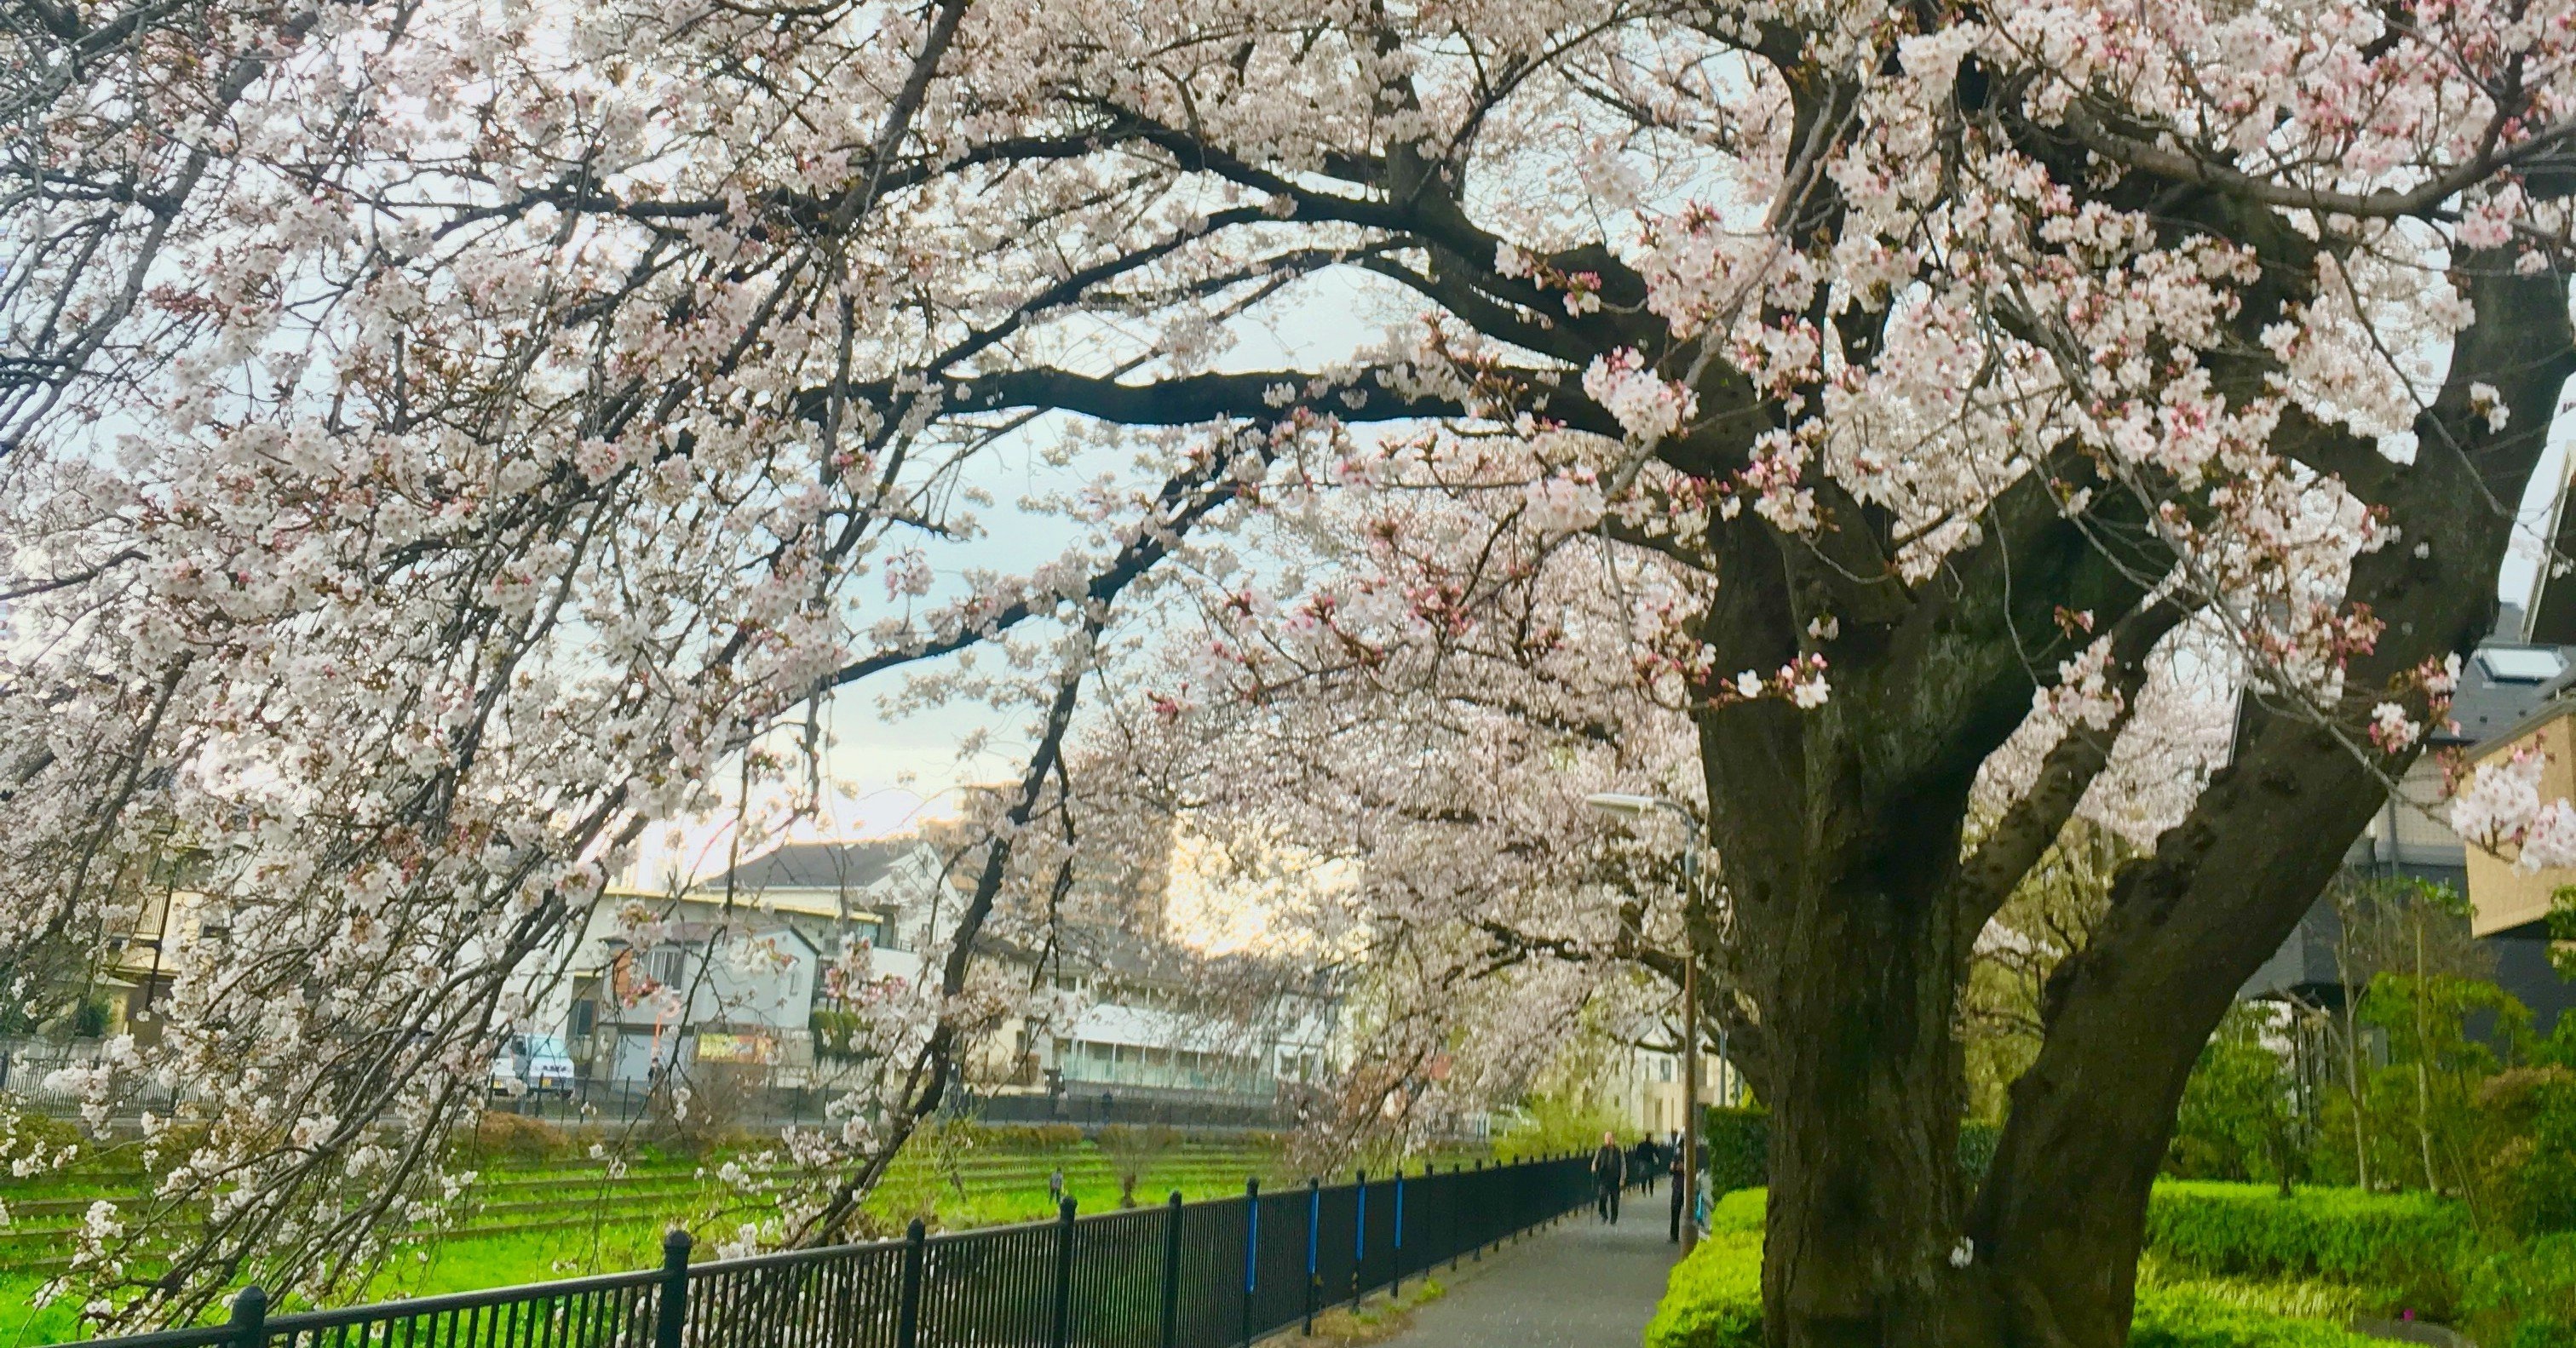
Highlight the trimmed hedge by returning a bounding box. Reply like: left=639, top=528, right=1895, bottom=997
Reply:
left=1702, top=1108, right=1768, bottom=1195
left=2144, top=1182, right=2467, bottom=1317
left=1642, top=1231, right=1765, bottom=1348
left=2126, top=1286, right=2388, bottom=1348
left=1643, top=1213, right=2386, bottom=1348
left=1708, top=1187, right=1765, bottom=1235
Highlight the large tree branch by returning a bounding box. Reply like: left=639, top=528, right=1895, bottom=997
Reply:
left=800, top=614, right=1098, bottom=1245
left=851, top=364, right=1480, bottom=427
left=1948, top=595, right=2191, bottom=927
left=1966, top=251, right=2576, bottom=1345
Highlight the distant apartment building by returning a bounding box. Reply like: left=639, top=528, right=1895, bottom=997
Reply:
left=541, top=834, right=1340, bottom=1126
left=2243, top=619, right=2576, bottom=1029
left=1611, top=1039, right=1738, bottom=1141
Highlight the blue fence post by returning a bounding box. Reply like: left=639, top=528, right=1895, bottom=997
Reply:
left=1302, top=1177, right=1320, bottom=1334
left=1391, top=1167, right=1405, bottom=1299
left=1159, top=1190, right=1184, bottom=1348
left=229, top=1285, right=267, bottom=1348
left=896, top=1219, right=925, bottom=1348
left=1352, top=1168, right=1366, bottom=1305
left=1050, top=1196, right=1078, bottom=1348
left=1239, top=1178, right=1260, bottom=1348
left=654, top=1230, right=690, bottom=1348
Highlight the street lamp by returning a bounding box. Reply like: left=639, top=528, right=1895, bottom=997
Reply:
left=1585, top=792, right=1704, bottom=1254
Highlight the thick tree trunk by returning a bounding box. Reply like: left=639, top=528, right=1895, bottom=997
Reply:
left=1964, top=254, right=2575, bottom=1348
left=1759, top=876, right=1977, bottom=1348
left=1710, top=255, right=2573, bottom=1348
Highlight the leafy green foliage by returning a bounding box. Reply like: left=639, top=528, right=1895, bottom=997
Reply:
left=1643, top=1193, right=2391, bottom=1348
left=2134, top=1256, right=2378, bottom=1324
left=2143, top=1182, right=2467, bottom=1317
left=1642, top=1232, right=1765, bottom=1348
left=1491, top=1093, right=1630, bottom=1162
left=1701, top=1108, right=1768, bottom=1194
left=1958, top=1119, right=2001, bottom=1185
left=2462, top=1233, right=2576, bottom=1348
left=2470, top=1068, right=2576, bottom=1238
left=1706, top=1187, right=1765, bottom=1235
left=2125, top=1285, right=2389, bottom=1348
left=2169, top=1004, right=2299, bottom=1185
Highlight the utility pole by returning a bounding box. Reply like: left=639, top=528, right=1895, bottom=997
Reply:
left=1680, top=843, right=1699, bottom=1257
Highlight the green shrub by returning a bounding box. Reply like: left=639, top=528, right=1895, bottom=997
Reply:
left=1707, top=1187, right=1764, bottom=1235
left=1642, top=1203, right=2390, bottom=1348
left=1702, top=1108, right=1768, bottom=1194
left=463, top=1110, right=578, bottom=1163
left=2464, top=1233, right=2576, bottom=1348
left=2136, top=1256, right=2380, bottom=1323
left=2129, top=1284, right=2386, bottom=1348
left=1643, top=1231, right=1763, bottom=1348
left=1958, top=1120, right=2001, bottom=1185
left=2144, top=1182, right=2469, bottom=1317
left=2474, top=1068, right=2576, bottom=1238
left=1492, top=1094, right=1629, bottom=1162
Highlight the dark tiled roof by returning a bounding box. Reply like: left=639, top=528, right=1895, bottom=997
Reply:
left=703, top=840, right=931, bottom=894
left=2442, top=642, right=2576, bottom=747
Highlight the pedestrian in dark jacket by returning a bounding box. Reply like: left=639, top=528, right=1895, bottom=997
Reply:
left=1630, top=1138, right=1658, bottom=1196
left=1668, top=1144, right=1687, bottom=1243
left=1591, top=1131, right=1625, bottom=1223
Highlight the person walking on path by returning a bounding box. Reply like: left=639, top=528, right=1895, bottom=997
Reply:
left=1591, top=1131, right=1626, bottom=1224
left=1630, top=1137, right=1658, bottom=1196
left=1667, top=1144, right=1686, bottom=1243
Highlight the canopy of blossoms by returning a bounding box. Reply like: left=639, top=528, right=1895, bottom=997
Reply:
left=6, top=0, right=2576, bottom=1334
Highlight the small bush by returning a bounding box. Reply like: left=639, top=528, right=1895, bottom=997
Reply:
left=2474, top=1069, right=2576, bottom=1238
left=1642, top=1231, right=1763, bottom=1348
left=2144, top=1182, right=2469, bottom=1317
left=1701, top=1109, right=1768, bottom=1194
left=2464, top=1233, right=2576, bottom=1348
left=466, top=1110, right=578, bottom=1162
left=1642, top=1204, right=2389, bottom=1348
left=2128, top=1284, right=2385, bottom=1348
left=1707, top=1187, right=1764, bottom=1235
left=1958, top=1121, right=2001, bottom=1185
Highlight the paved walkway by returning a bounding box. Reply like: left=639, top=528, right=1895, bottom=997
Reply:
left=1389, top=1202, right=1680, bottom=1347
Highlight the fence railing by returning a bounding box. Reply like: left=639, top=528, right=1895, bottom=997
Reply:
left=71, top=1154, right=1599, bottom=1348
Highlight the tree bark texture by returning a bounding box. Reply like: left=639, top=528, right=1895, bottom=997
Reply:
left=1704, top=253, right=2576, bottom=1348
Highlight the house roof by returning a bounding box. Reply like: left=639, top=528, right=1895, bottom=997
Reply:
left=2443, top=642, right=2576, bottom=747
left=697, top=840, right=935, bottom=896
left=602, top=919, right=821, bottom=955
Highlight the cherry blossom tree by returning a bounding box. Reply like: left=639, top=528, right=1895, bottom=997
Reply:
left=10, top=1, right=2576, bottom=1345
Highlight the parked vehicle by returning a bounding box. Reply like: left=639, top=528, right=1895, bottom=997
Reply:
left=490, top=1033, right=576, bottom=1098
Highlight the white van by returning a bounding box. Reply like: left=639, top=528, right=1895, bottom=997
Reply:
left=489, top=1032, right=576, bottom=1098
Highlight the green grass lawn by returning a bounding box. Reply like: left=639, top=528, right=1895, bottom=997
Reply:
left=0, top=1133, right=1355, bottom=1346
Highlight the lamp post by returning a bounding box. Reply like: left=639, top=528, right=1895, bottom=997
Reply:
left=1586, top=792, right=1702, bottom=1254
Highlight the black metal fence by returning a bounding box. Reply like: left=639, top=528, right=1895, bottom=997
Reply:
left=76, top=1155, right=1599, bottom=1348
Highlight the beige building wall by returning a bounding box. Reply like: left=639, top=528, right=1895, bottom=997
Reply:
left=1618, top=1047, right=1734, bottom=1139
left=2463, top=708, right=2576, bottom=938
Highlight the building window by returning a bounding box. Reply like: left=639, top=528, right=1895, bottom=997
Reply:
left=650, top=948, right=686, bottom=988
left=570, top=1001, right=595, bottom=1036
